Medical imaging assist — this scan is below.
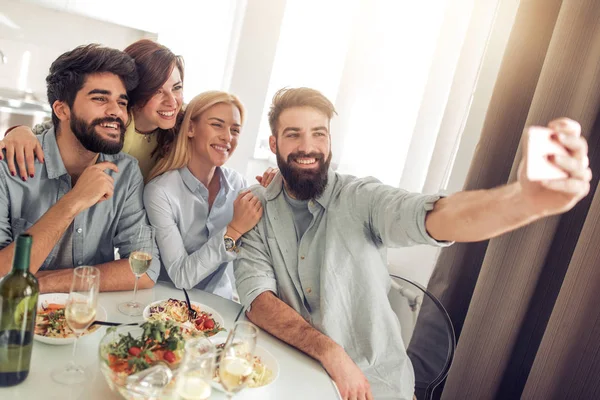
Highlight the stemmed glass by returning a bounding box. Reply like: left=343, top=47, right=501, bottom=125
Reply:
left=118, top=224, right=155, bottom=316
left=51, top=266, right=100, bottom=385
left=174, top=338, right=217, bottom=400
left=218, top=321, right=259, bottom=399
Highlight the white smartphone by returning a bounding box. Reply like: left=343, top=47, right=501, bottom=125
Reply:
left=526, top=126, right=569, bottom=181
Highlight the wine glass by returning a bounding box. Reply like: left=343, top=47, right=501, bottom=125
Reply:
left=218, top=321, right=259, bottom=399
left=174, top=338, right=216, bottom=400
left=51, top=266, right=100, bottom=385
left=118, top=224, right=155, bottom=316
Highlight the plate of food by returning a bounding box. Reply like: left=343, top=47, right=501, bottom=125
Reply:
left=210, top=339, right=279, bottom=394
left=35, top=293, right=108, bottom=345
left=143, top=298, right=226, bottom=337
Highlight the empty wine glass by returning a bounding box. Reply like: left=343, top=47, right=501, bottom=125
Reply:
left=174, top=337, right=216, bottom=400
left=218, top=321, right=259, bottom=399
left=51, top=266, right=100, bottom=385
left=118, top=224, right=155, bottom=316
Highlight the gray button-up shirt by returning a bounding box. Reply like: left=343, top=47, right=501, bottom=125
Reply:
left=235, top=170, right=451, bottom=400
left=0, top=128, right=160, bottom=281
left=144, top=167, right=247, bottom=299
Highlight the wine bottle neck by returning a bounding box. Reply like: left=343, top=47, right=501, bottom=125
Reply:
left=12, top=234, right=33, bottom=273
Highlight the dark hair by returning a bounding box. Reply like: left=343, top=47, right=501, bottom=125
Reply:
left=268, top=87, right=337, bottom=136
left=124, top=39, right=184, bottom=108
left=123, top=39, right=185, bottom=158
left=46, top=44, right=138, bottom=128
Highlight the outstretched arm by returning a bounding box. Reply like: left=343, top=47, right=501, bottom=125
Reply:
left=426, top=118, right=591, bottom=242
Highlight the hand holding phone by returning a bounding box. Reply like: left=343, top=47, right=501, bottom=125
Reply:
left=526, top=126, right=569, bottom=181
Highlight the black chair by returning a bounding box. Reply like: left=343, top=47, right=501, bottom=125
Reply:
left=388, top=274, right=456, bottom=400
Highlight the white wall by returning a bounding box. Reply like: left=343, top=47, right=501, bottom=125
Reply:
left=223, top=0, right=287, bottom=176
left=0, top=0, right=153, bottom=101
left=20, top=0, right=165, bottom=33
left=156, top=0, right=241, bottom=102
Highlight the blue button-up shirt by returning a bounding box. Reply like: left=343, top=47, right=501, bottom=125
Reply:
left=235, top=170, right=451, bottom=399
left=0, top=128, right=160, bottom=281
left=143, top=167, right=247, bottom=299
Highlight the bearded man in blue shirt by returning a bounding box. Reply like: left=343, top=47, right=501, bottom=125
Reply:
left=0, top=44, right=159, bottom=292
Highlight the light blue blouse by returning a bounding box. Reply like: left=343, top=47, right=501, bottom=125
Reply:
left=143, top=167, right=247, bottom=299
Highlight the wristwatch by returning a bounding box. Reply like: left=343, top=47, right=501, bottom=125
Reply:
left=224, top=235, right=238, bottom=252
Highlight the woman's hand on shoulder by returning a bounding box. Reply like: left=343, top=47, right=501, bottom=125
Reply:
left=229, top=190, right=263, bottom=236
left=255, top=167, right=278, bottom=188
left=0, top=126, right=45, bottom=181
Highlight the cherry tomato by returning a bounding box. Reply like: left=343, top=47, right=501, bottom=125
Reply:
left=196, top=314, right=207, bottom=322
left=204, top=319, right=215, bottom=330
left=128, top=347, right=142, bottom=357
left=195, top=320, right=205, bottom=330
left=163, top=351, right=176, bottom=363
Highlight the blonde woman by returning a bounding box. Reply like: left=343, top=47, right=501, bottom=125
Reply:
left=144, top=91, right=272, bottom=299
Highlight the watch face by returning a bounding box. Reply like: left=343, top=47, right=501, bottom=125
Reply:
left=224, top=237, right=235, bottom=251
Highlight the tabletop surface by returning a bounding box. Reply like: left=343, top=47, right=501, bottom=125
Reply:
left=0, top=283, right=341, bottom=400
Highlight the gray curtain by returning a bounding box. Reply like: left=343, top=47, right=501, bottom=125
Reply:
left=408, top=0, right=600, bottom=398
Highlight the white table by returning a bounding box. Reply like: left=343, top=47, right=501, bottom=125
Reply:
left=0, top=283, right=341, bottom=400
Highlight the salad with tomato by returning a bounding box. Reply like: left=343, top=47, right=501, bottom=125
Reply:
left=104, top=320, right=184, bottom=376
left=147, top=298, right=225, bottom=337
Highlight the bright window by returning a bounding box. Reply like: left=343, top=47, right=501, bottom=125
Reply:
left=254, top=0, right=359, bottom=159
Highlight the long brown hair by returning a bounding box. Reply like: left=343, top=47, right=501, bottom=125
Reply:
left=124, top=39, right=185, bottom=158
left=148, top=91, right=245, bottom=182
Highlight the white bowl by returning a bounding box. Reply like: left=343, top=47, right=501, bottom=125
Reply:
left=142, top=299, right=226, bottom=338
left=35, top=293, right=108, bottom=345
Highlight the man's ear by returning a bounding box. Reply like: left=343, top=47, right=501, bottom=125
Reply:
left=52, top=100, right=70, bottom=122
left=269, top=135, right=277, bottom=154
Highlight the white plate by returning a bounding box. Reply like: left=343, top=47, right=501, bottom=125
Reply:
left=34, top=293, right=108, bottom=345
left=142, top=299, right=226, bottom=337
left=209, top=338, right=280, bottom=394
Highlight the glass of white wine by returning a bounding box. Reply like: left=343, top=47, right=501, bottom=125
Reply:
left=218, top=321, right=259, bottom=399
left=174, top=338, right=216, bottom=400
left=51, top=266, right=100, bottom=385
left=118, top=224, right=155, bottom=316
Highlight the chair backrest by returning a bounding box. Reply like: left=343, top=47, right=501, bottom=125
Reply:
left=388, top=274, right=456, bottom=400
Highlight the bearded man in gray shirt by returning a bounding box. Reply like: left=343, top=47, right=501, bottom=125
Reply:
left=0, top=44, right=159, bottom=292
left=234, top=87, right=592, bottom=400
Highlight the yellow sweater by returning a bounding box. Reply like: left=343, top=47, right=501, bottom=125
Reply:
left=121, top=117, right=159, bottom=182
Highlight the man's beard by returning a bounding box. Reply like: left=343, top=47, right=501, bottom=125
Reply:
left=276, top=146, right=332, bottom=201
left=70, top=112, right=126, bottom=155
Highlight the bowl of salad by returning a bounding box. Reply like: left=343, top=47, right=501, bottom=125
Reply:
left=99, top=321, right=187, bottom=399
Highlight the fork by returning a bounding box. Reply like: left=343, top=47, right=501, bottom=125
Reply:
left=91, top=321, right=138, bottom=327
left=182, top=288, right=198, bottom=322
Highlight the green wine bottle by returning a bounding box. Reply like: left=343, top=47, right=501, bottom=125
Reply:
left=0, top=234, right=38, bottom=387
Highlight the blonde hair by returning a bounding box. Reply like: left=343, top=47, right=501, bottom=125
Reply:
left=268, top=87, right=337, bottom=136
left=148, top=91, right=245, bottom=182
